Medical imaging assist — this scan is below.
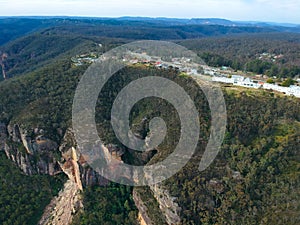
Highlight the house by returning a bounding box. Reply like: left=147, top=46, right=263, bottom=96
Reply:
left=289, top=85, right=300, bottom=97
left=233, top=77, right=261, bottom=89
left=232, top=75, right=244, bottom=83
left=212, top=76, right=234, bottom=84
left=204, top=69, right=215, bottom=76
left=188, top=69, right=198, bottom=75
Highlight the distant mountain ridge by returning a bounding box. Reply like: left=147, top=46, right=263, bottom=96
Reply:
left=1, top=16, right=300, bottom=46
left=1, top=16, right=300, bottom=80
left=1, top=16, right=299, bottom=26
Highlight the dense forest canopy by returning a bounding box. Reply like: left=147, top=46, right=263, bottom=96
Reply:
left=181, top=33, right=300, bottom=78
left=0, top=17, right=299, bottom=225
left=0, top=153, right=66, bottom=225
left=1, top=21, right=300, bottom=80
left=0, top=57, right=299, bottom=224
left=2, top=17, right=300, bottom=46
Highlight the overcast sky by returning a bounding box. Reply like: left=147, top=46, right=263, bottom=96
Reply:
left=0, top=0, right=299, bottom=24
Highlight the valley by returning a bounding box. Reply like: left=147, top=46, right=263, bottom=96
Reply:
left=0, top=16, right=299, bottom=225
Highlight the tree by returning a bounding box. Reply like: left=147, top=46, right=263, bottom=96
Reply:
left=281, top=78, right=295, bottom=87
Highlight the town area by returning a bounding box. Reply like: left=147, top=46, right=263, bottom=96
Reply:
left=72, top=51, right=300, bottom=98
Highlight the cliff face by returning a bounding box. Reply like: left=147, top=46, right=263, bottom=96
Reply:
left=0, top=122, right=179, bottom=225
left=132, top=185, right=181, bottom=225
left=0, top=123, right=111, bottom=224
left=0, top=120, right=130, bottom=189
left=133, top=189, right=155, bottom=225
left=131, top=120, right=182, bottom=225
left=0, top=124, right=84, bottom=224
left=38, top=180, right=83, bottom=225
left=0, top=123, right=7, bottom=150
left=0, top=123, right=112, bottom=187
left=1, top=123, right=61, bottom=175
left=60, top=147, right=83, bottom=191
left=149, top=185, right=181, bottom=225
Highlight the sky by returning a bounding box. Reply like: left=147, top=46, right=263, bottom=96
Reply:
left=0, top=0, right=299, bottom=24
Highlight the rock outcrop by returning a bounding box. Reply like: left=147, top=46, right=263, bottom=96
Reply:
left=0, top=122, right=7, bottom=150
left=1, top=121, right=178, bottom=225
left=150, top=184, right=181, bottom=225
left=133, top=189, right=155, bottom=225
left=59, top=129, right=116, bottom=187
left=38, top=180, right=83, bottom=225
left=1, top=124, right=115, bottom=187
left=0, top=124, right=85, bottom=224
left=60, top=147, right=83, bottom=190
left=0, top=123, right=83, bottom=225
left=0, top=52, right=8, bottom=79
left=1, top=123, right=61, bottom=175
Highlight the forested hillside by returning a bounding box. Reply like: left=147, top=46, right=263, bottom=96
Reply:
left=0, top=32, right=127, bottom=79
left=2, top=26, right=300, bottom=81
left=0, top=152, right=66, bottom=225
left=163, top=87, right=300, bottom=224
left=0, top=59, right=299, bottom=224
left=181, top=33, right=300, bottom=78
left=93, top=66, right=300, bottom=224
left=0, top=17, right=281, bottom=46
left=0, top=18, right=56, bottom=46
left=0, top=17, right=299, bottom=225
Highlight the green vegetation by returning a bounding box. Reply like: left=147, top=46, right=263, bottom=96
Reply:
left=134, top=187, right=167, bottom=225
left=281, top=78, right=296, bottom=87
left=97, top=67, right=299, bottom=224
left=181, top=33, right=300, bottom=78
left=0, top=152, right=66, bottom=225
left=162, top=90, right=300, bottom=225
left=0, top=59, right=86, bottom=140
left=0, top=18, right=56, bottom=46
left=266, top=78, right=275, bottom=84
left=0, top=32, right=125, bottom=79
left=72, top=184, right=138, bottom=225
left=2, top=19, right=300, bottom=81
left=1, top=57, right=299, bottom=224
left=0, top=20, right=300, bottom=224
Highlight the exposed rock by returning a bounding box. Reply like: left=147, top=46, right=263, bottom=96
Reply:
left=75, top=142, right=130, bottom=186
left=106, top=144, right=125, bottom=161
left=1, top=123, right=127, bottom=224
left=0, top=52, right=8, bottom=79
left=4, top=143, right=35, bottom=175
left=19, top=129, right=58, bottom=155
left=133, top=189, right=155, bottom=225
left=80, top=165, right=109, bottom=187
left=208, top=179, right=224, bottom=194
left=149, top=184, right=181, bottom=225
left=138, top=212, right=148, bottom=225
left=0, top=122, right=7, bottom=150
left=3, top=123, right=61, bottom=175
left=59, top=128, right=77, bottom=154
left=232, top=170, right=242, bottom=180
left=59, top=129, right=102, bottom=185
left=60, top=147, right=83, bottom=191
left=38, top=180, right=83, bottom=225
left=7, top=124, right=22, bottom=142
left=59, top=129, right=111, bottom=187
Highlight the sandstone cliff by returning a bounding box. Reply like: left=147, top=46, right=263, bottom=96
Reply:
left=38, top=180, right=83, bottom=225
left=0, top=121, right=179, bottom=225
left=149, top=184, right=181, bottom=225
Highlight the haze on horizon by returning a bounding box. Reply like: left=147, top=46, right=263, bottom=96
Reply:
left=0, top=0, right=299, bottom=24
